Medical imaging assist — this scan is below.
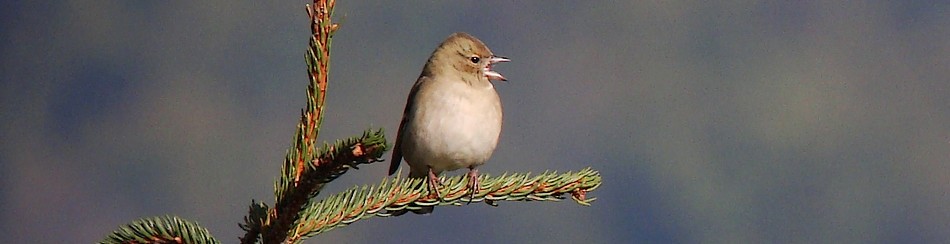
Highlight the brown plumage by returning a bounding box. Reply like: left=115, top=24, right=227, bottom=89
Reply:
left=389, top=32, right=509, bottom=214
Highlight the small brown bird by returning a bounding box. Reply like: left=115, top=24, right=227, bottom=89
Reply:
left=389, top=32, right=509, bottom=214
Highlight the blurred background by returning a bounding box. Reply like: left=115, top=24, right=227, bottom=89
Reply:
left=2, top=1, right=948, bottom=243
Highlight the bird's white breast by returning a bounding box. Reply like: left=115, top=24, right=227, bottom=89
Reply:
left=404, top=80, right=503, bottom=174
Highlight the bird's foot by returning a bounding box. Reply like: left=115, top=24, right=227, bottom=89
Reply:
left=466, top=168, right=479, bottom=204
left=427, top=168, right=444, bottom=200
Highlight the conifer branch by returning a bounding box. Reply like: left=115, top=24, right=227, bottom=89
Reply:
left=253, top=1, right=359, bottom=244
left=101, top=216, right=218, bottom=244
left=260, top=129, right=387, bottom=244
left=238, top=201, right=268, bottom=244
left=286, top=168, right=603, bottom=242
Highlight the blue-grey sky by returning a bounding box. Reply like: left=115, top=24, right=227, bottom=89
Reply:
left=2, top=1, right=949, bottom=243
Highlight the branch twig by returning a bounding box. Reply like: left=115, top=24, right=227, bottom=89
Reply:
left=287, top=168, right=603, bottom=242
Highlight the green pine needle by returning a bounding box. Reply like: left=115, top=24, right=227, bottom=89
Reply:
left=101, top=216, right=219, bottom=244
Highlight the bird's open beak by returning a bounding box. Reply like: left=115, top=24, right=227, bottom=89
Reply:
left=484, top=56, right=510, bottom=81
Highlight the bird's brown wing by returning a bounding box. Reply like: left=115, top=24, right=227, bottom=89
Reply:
left=389, top=76, right=429, bottom=175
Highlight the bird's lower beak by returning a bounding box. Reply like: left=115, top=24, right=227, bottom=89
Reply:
left=485, top=56, right=510, bottom=81
left=484, top=70, right=506, bottom=81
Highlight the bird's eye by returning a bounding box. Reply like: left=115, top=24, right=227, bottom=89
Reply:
left=469, top=56, right=480, bottom=64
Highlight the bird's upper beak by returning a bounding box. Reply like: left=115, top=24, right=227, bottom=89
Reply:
left=490, top=56, right=511, bottom=63
left=483, top=56, right=510, bottom=81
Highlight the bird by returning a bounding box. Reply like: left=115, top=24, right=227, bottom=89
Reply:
left=388, top=32, right=509, bottom=214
